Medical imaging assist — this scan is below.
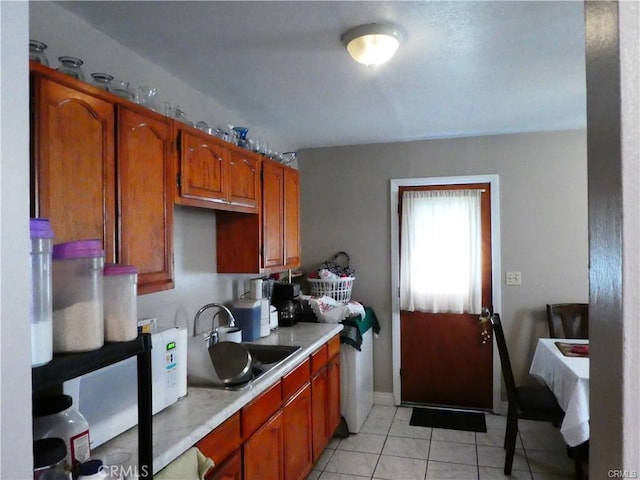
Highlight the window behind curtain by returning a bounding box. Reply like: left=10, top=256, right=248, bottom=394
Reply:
left=400, top=189, right=482, bottom=314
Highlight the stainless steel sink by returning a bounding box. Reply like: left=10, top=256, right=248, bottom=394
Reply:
left=243, top=343, right=301, bottom=367
left=198, top=343, right=301, bottom=390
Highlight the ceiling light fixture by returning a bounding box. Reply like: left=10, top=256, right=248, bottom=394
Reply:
left=341, top=23, right=405, bottom=66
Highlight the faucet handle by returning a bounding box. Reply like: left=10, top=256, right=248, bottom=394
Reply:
left=206, top=330, right=219, bottom=347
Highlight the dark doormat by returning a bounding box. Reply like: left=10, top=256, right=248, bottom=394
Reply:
left=410, top=407, right=487, bottom=433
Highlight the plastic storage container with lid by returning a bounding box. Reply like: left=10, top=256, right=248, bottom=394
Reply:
left=30, top=218, right=55, bottom=367
left=33, top=437, right=71, bottom=480
left=231, top=298, right=261, bottom=341
left=52, top=240, right=105, bottom=352
left=33, top=394, right=91, bottom=469
left=103, top=264, right=138, bottom=342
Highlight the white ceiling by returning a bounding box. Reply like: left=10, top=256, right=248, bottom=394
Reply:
left=55, top=1, right=587, bottom=150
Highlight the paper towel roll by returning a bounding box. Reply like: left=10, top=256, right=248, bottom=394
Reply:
left=177, top=327, right=188, bottom=398
left=249, top=279, right=263, bottom=299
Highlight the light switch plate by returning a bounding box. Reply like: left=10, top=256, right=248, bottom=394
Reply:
left=506, top=271, right=522, bottom=286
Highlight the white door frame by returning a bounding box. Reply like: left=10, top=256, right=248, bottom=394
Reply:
left=390, top=174, right=502, bottom=411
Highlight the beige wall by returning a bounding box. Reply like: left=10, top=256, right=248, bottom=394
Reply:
left=299, top=129, right=588, bottom=394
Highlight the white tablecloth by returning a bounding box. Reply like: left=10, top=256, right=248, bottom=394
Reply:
left=529, top=338, right=589, bottom=447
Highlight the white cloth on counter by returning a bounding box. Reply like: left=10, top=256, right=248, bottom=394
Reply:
left=308, top=295, right=365, bottom=324
left=154, top=447, right=214, bottom=480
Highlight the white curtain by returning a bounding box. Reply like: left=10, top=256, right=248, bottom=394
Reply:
left=400, top=189, right=482, bottom=314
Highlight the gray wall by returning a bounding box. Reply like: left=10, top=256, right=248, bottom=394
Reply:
left=299, top=130, right=589, bottom=394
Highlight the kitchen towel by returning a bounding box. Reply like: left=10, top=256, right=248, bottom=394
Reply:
left=154, top=447, right=214, bottom=480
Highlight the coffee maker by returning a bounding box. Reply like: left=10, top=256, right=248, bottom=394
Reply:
left=271, top=282, right=301, bottom=327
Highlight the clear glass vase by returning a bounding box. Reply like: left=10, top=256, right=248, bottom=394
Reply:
left=90, top=73, right=114, bottom=92
left=57, top=56, right=85, bottom=81
left=29, top=40, right=49, bottom=66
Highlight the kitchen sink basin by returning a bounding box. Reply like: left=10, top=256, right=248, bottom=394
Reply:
left=232, top=343, right=301, bottom=390
left=187, top=338, right=300, bottom=390
left=243, top=343, right=301, bottom=367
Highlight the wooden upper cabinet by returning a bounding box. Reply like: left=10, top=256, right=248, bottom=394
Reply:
left=117, top=106, right=174, bottom=294
left=30, top=63, right=175, bottom=294
left=177, top=129, right=228, bottom=207
left=228, top=150, right=261, bottom=211
left=176, top=127, right=261, bottom=214
left=283, top=167, right=301, bottom=267
left=33, top=76, right=117, bottom=261
left=262, top=159, right=285, bottom=269
left=216, top=158, right=301, bottom=274
left=263, top=159, right=301, bottom=271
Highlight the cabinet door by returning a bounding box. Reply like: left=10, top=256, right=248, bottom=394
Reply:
left=283, top=167, right=300, bottom=267
left=327, top=355, right=341, bottom=437
left=262, top=160, right=285, bottom=268
left=228, top=150, right=261, bottom=211
left=178, top=130, right=229, bottom=207
left=117, top=106, right=174, bottom=294
left=311, top=367, right=329, bottom=462
left=33, top=77, right=116, bottom=261
left=243, top=409, right=284, bottom=480
left=283, top=384, right=313, bottom=480
left=207, top=449, right=242, bottom=480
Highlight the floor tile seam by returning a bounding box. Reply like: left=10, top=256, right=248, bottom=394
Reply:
left=519, top=431, right=535, bottom=477
left=387, top=433, right=433, bottom=441
left=334, top=446, right=385, bottom=455
left=377, top=451, right=431, bottom=462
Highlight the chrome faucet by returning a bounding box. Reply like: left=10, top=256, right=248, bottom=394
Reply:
left=193, top=303, right=237, bottom=346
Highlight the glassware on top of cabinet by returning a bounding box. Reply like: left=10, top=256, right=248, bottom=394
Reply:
left=30, top=40, right=50, bottom=66
left=90, top=73, right=114, bottom=92
left=134, top=85, right=159, bottom=112
left=57, top=56, right=86, bottom=81
left=111, top=79, right=134, bottom=101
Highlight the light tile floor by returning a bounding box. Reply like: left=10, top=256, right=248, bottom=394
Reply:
left=307, top=405, right=574, bottom=480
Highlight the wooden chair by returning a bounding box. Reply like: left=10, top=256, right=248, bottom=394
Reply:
left=546, top=303, right=589, bottom=339
left=490, top=314, right=565, bottom=475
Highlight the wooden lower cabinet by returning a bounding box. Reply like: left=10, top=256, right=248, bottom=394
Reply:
left=207, top=450, right=242, bottom=480
left=243, top=410, right=285, bottom=480
left=196, top=335, right=341, bottom=480
left=283, top=384, right=313, bottom=480
left=311, top=367, right=329, bottom=462
left=327, top=354, right=341, bottom=437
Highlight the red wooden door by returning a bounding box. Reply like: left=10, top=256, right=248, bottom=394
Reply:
left=400, top=183, right=493, bottom=409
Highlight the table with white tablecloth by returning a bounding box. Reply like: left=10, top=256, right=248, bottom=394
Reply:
left=529, top=338, right=589, bottom=447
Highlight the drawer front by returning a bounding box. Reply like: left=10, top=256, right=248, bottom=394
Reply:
left=282, top=358, right=310, bottom=401
left=242, top=381, right=283, bottom=439
left=310, top=345, right=328, bottom=374
left=196, top=412, right=241, bottom=466
left=327, top=334, right=341, bottom=359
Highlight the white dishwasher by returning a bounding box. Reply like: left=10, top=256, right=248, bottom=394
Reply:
left=340, top=327, right=374, bottom=433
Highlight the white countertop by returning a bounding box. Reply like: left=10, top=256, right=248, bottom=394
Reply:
left=92, top=322, right=343, bottom=475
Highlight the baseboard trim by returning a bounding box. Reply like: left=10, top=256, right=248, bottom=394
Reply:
left=372, top=393, right=509, bottom=416
left=373, top=391, right=395, bottom=406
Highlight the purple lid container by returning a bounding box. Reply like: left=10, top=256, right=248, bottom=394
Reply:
left=30, top=218, right=54, bottom=239
left=104, top=263, right=137, bottom=276
left=52, top=239, right=105, bottom=260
